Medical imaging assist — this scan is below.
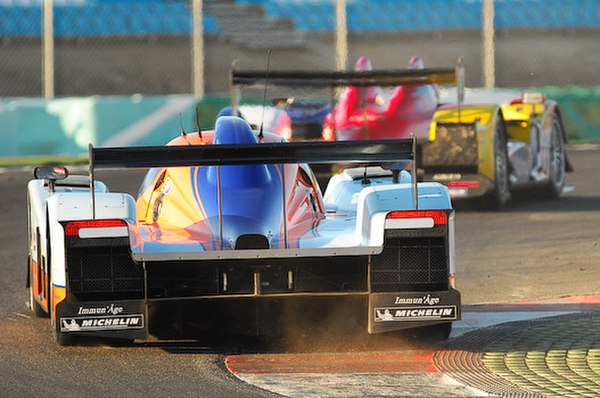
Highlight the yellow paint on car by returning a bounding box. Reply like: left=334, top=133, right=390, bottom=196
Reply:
left=432, top=105, right=500, bottom=182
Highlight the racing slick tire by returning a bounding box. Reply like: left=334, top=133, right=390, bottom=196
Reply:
left=53, top=329, right=77, bottom=346
left=51, top=302, right=76, bottom=346
left=418, top=322, right=452, bottom=343
left=403, top=322, right=452, bottom=345
left=51, top=302, right=79, bottom=346
left=483, top=114, right=511, bottom=210
left=28, top=257, right=48, bottom=318
left=41, top=215, right=75, bottom=345
left=110, top=338, right=136, bottom=347
left=538, top=114, right=566, bottom=199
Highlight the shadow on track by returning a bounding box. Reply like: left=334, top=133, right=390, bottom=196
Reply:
left=453, top=193, right=600, bottom=213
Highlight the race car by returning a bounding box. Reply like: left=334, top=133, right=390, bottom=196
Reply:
left=234, top=57, right=571, bottom=209
left=221, top=104, right=293, bottom=140
left=272, top=98, right=332, bottom=141
left=224, top=99, right=330, bottom=141
left=26, top=113, right=460, bottom=345
left=321, top=55, right=439, bottom=142
left=423, top=91, right=572, bottom=208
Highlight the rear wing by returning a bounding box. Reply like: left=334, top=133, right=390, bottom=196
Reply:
left=231, top=68, right=457, bottom=88
left=90, top=139, right=413, bottom=168
left=230, top=58, right=465, bottom=112
left=88, top=137, right=418, bottom=219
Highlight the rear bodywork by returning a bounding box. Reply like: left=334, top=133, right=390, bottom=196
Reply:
left=421, top=104, right=501, bottom=199
left=27, top=116, right=460, bottom=344
left=422, top=96, right=571, bottom=200
left=322, top=56, right=441, bottom=142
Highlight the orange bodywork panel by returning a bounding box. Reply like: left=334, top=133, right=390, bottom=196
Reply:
left=51, top=285, right=67, bottom=321
left=30, top=258, right=49, bottom=312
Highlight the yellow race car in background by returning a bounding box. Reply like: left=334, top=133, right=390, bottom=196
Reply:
left=421, top=91, right=572, bottom=209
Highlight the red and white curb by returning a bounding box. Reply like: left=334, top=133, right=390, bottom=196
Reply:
left=225, top=295, right=600, bottom=398
left=227, top=351, right=483, bottom=397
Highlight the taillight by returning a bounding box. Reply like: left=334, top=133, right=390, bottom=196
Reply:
left=322, top=125, right=336, bottom=141
left=65, top=219, right=127, bottom=237
left=449, top=274, right=456, bottom=289
left=279, top=126, right=293, bottom=140
left=386, top=210, right=447, bottom=225
left=447, top=181, right=480, bottom=189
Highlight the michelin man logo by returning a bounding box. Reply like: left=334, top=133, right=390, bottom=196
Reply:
left=62, top=318, right=81, bottom=331
left=375, top=309, right=394, bottom=321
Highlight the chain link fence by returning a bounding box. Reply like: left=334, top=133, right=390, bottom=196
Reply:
left=1, top=0, right=600, bottom=97
left=1, top=0, right=203, bottom=96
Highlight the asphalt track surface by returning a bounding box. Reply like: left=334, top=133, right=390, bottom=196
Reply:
left=0, top=146, right=599, bottom=397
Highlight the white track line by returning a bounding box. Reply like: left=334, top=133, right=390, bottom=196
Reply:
left=103, top=96, right=197, bottom=147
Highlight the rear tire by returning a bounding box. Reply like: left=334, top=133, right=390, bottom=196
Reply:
left=110, top=338, right=135, bottom=347
left=538, top=115, right=566, bottom=198
left=483, top=114, right=511, bottom=210
left=414, top=322, right=452, bottom=344
left=51, top=309, right=78, bottom=346
left=49, top=281, right=76, bottom=346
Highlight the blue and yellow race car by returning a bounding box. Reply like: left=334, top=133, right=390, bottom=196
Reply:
left=27, top=100, right=461, bottom=345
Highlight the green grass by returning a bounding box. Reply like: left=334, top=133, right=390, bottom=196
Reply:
left=0, top=155, right=88, bottom=168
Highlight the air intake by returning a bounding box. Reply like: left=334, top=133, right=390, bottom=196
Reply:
left=235, top=234, right=269, bottom=250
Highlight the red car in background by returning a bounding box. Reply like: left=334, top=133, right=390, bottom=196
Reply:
left=322, top=56, right=439, bottom=142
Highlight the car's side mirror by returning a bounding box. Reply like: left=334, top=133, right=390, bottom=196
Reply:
left=34, top=166, right=68, bottom=194
left=34, top=166, right=69, bottom=181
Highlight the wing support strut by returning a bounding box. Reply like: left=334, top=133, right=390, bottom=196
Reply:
left=411, top=134, right=418, bottom=210
left=89, top=143, right=96, bottom=219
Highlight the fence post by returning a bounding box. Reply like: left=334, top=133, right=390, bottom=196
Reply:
left=191, top=0, right=205, bottom=97
left=335, top=0, right=348, bottom=71
left=42, top=0, right=55, bottom=98
left=482, top=0, right=495, bottom=88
